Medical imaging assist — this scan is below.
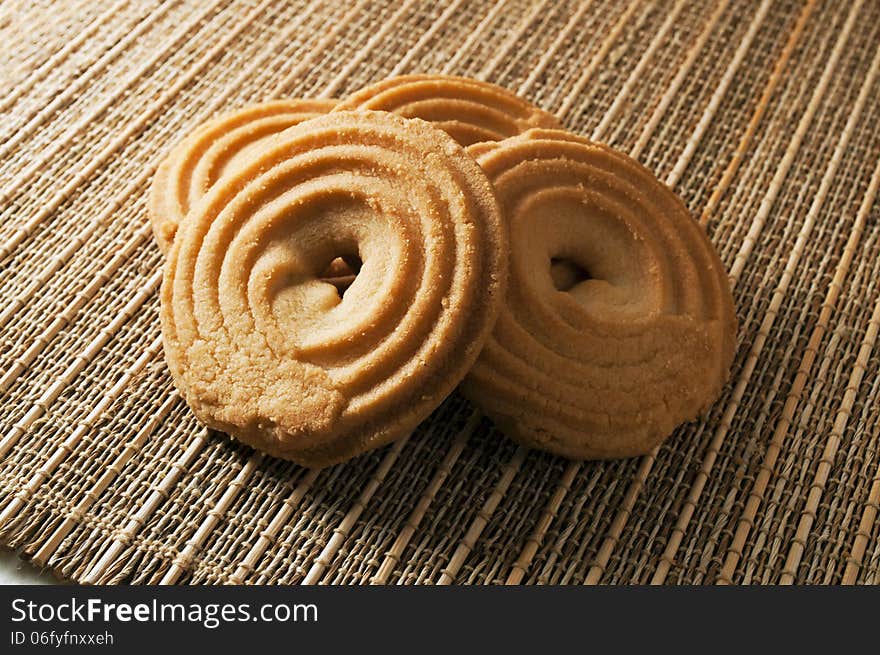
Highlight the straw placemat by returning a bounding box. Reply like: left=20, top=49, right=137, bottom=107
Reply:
left=1, top=0, right=878, bottom=585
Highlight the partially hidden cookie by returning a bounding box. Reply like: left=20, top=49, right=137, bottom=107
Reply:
left=149, top=98, right=336, bottom=255
left=161, top=111, right=507, bottom=467
left=461, top=129, right=737, bottom=460
left=333, top=74, right=560, bottom=146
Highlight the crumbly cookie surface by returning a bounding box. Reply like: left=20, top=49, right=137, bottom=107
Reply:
left=149, top=98, right=336, bottom=254
left=333, top=74, right=560, bottom=146
left=461, top=129, right=737, bottom=459
left=161, top=110, right=507, bottom=467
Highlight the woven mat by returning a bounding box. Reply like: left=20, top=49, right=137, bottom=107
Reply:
left=1, top=0, right=878, bottom=586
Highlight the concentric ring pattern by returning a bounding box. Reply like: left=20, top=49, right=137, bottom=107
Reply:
left=149, top=98, right=337, bottom=254
left=333, top=74, right=560, bottom=146
left=161, top=111, right=507, bottom=467
left=462, top=129, right=737, bottom=459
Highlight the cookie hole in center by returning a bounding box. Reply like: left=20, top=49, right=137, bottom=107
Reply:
left=550, top=257, right=591, bottom=292
left=320, top=254, right=362, bottom=297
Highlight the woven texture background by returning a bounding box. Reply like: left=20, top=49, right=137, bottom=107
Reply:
left=1, top=0, right=879, bottom=585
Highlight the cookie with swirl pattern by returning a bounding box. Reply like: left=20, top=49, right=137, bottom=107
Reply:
left=161, top=111, right=507, bottom=467
left=334, top=74, right=560, bottom=146
left=462, top=129, right=737, bottom=459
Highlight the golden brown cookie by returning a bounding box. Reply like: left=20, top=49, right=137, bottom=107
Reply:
left=461, top=129, right=737, bottom=459
left=149, top=98, right=336, bottom=255
left=333, top=74, right=560, bottom=146
left=161, top=111, right=507, bottom=467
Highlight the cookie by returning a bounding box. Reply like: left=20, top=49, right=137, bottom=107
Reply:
left=161, top=111, right=507, bottom=467
left=461, top=129, right=737, bottom=459
left=149, top=98, right=336, bottom=255
left=333, top=74, right=560, bottom=146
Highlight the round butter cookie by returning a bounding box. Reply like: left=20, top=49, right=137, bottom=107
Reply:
left=149, top=98, right=336, bottom=255
left=333, top=74, right=560, bottom=146
left=161, top=111, right=507, bottom=467
left=461, top=129, right=737, bottom=459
